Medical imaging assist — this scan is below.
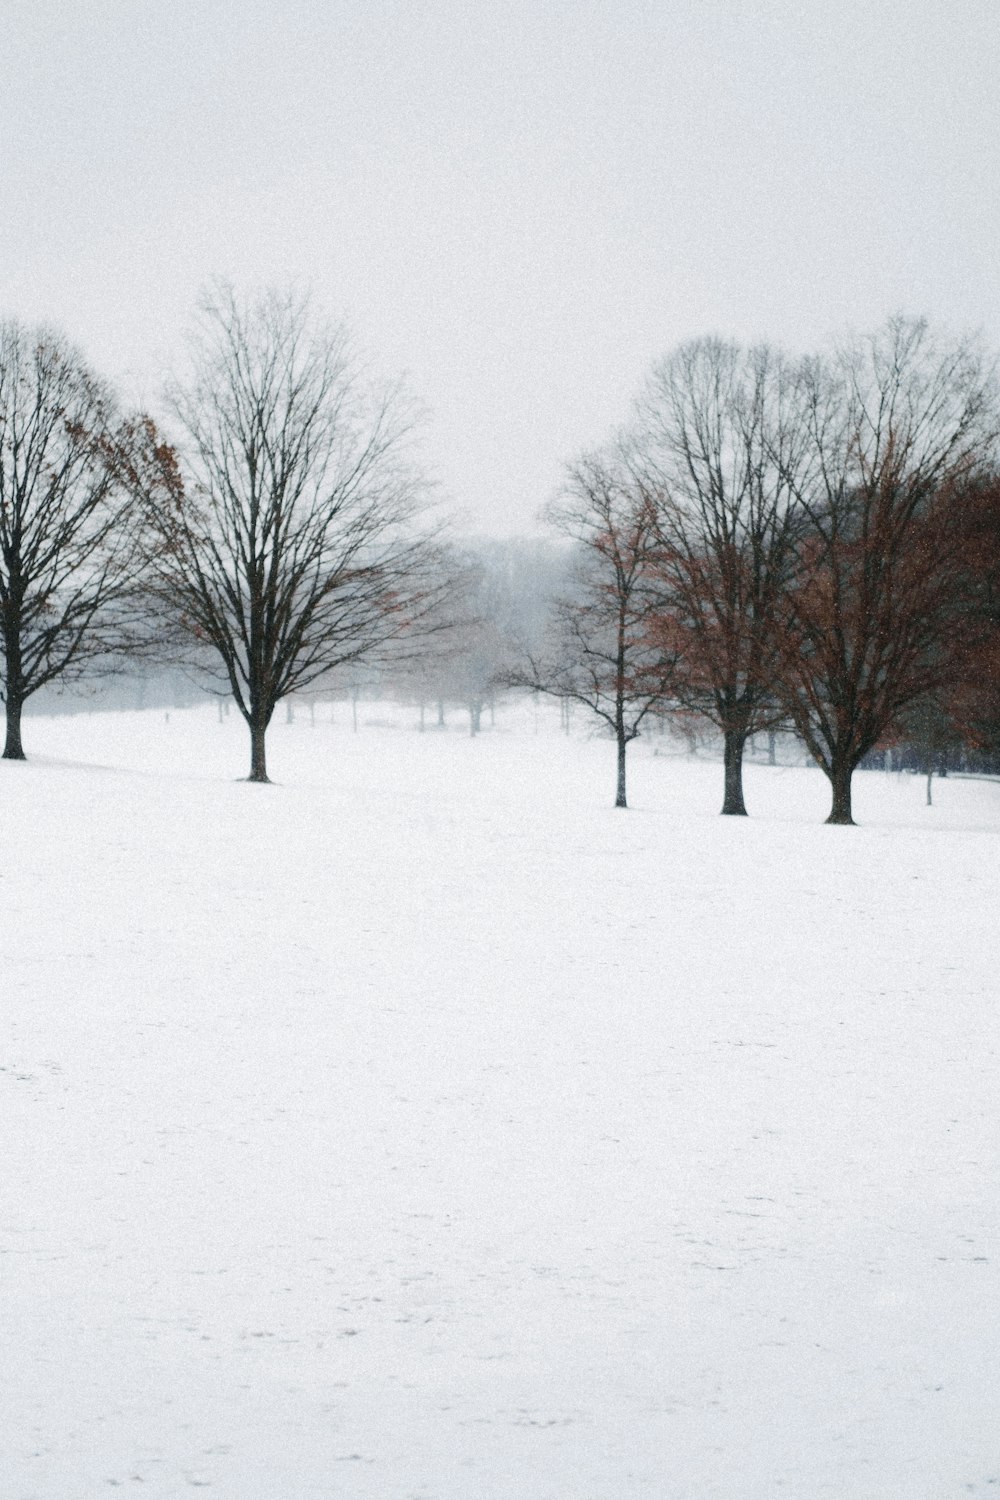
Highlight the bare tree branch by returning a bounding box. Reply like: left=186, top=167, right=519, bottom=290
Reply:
left=0, top=322, right=152, bottom=759
left=629, top=337, right=806, bottom=815
left=773, top=316, right=999, bottom=823
left=516, top=451, right=678, bottom=807
left=139, top=284, right=448, bottom=781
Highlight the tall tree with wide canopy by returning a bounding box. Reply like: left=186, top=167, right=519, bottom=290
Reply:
left=0, top=321, right=147, bottom=759
left=630, top=338, right=806, bottom=815
left=775, top=317, right=997, bottom=824
left=145, top=285, right=444, bottom=781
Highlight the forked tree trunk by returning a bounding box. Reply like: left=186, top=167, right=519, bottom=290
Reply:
left=3, top=690, right=25, bottom=760
left=826, top=757, right=855, bottom=824
left=721, top=730, right=748, bottom=816
left=248, top=720, right=269, bottom=782
left=616, top=732, right=627, bottom=808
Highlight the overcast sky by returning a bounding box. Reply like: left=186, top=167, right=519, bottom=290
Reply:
left=3, top=0, right=998, bottom=533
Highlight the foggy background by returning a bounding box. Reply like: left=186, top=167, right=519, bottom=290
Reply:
left=2, top=0, right=998, bottom=533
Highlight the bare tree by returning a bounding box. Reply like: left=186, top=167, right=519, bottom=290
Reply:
left=142, top=285, right=445, bottom=782
left=0, top=321, right=148, bottom=760
left=775, top=317, right=997, bottom=824
left=631, top=338, right=805, bottom=814
left=524, top=452, right=676, bottom=807
left=943, top=472, right=1000, bottom=768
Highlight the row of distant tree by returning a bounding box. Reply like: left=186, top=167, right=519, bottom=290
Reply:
left=511, top=321, right=1000, bottom=822
left=0, top=289, right=998, bottom=823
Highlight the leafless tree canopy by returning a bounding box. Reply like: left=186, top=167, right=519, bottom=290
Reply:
left=774, top=316, right=998, bottom=822
left=146, top=285, right=446, bottom=780
left=522, top=452, right=677, bottom=807
left=629, top=337, right=806, bottom=814
left=0, top=321, right=147, bottom=759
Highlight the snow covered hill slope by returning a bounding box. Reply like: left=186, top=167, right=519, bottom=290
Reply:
left=4, top=703, right=999, bottom=1498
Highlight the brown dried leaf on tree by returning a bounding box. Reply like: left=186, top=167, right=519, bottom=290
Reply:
left=628, top=337, right=807, bottom=815
left=0, top=322, right=154, bottom=760
left=772, top=317, right=997, bottom=823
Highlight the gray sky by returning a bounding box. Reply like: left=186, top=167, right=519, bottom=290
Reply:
left=3, top=0, right=998, bottom=533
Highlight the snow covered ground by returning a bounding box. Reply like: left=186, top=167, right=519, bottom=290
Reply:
left=3, top=699, right=1000, bottom=1499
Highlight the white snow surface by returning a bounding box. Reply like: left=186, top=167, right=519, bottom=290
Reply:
left=3, top=701, right=1000, bottom=1499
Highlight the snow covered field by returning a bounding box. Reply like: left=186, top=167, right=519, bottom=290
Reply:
left=4, top=700, right=1000, bottom=1499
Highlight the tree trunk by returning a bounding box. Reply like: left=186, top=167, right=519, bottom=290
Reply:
left=926, top=768, right=933, bottom=806
left=767, top=730, right=776, bottom=766
left=437, top=699, right=445, bottom=727
left=248, top=720, right=269, bottom=782
left=615, top=732, right=627, bottom=808
left=826, top=757, right=855, bottom=824
left=469, top=702, right=481, bottom=736
left=3, top=690, right=25, bottom=760
left=721, top=730, right=748, bottom=816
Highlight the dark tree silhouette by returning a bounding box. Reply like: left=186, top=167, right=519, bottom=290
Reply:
left=775, top=317, right=996, bottom=824
left=631, top=338, right=805, bottom=815
left=0, top=321, right=148, bottom=760
left=143, top=285, right=445, bottom=782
